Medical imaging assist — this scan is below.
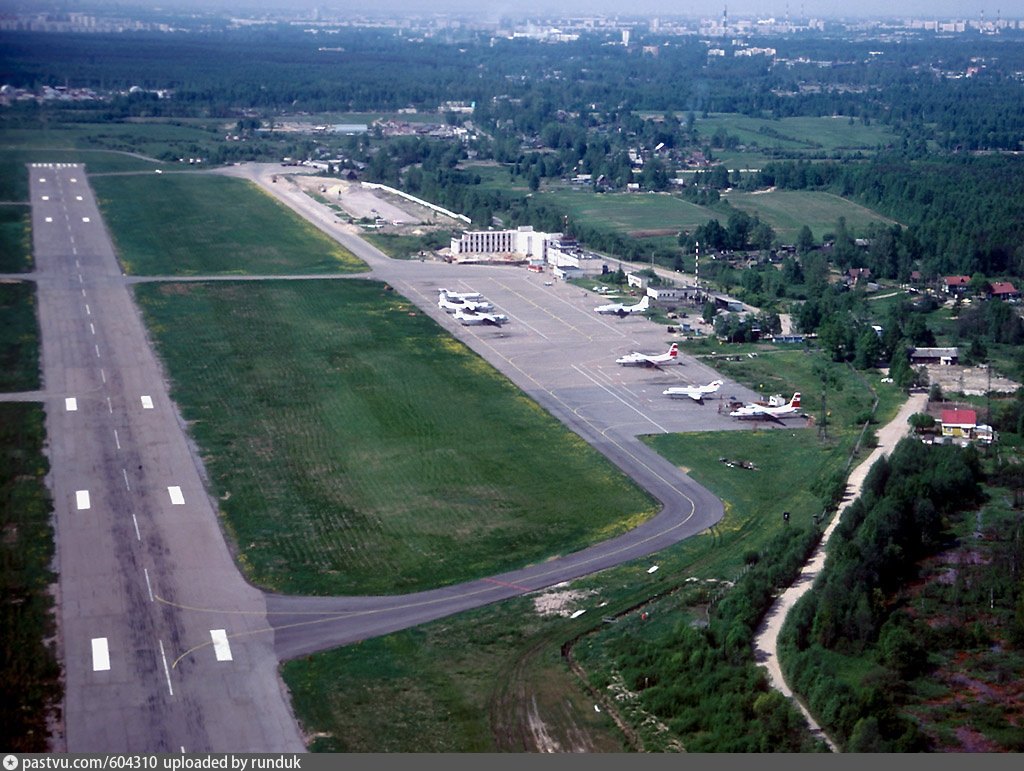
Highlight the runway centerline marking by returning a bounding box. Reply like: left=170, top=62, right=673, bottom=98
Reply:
left=210, top=629, right=233, bottom=662
left=94, top=344, right=100, bottom=358
left=106, top=397, right=112, bottom=414
left=143, top=568, right=154, bottom=602
left=100, top=368, right=106, bottom=384
left=75, top=490, right=90, bottom=510
left=168, top=486, right=185, bottom=505
left=91, top=637, right=110, bottom=672
left=113, top=429, right=120, bottom=449
left=85, top=304, right=90, bottom=315
left=158, top=640, right=174, bottom=696
left=122, top=468, right=131, bottom=491
left=89, top=322, right=95, bottom=335
left=65, top=397, right=77, bottom=412
left=132, top=514, right=141, bottom=541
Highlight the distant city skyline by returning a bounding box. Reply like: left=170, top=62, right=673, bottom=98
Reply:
left=9, top=0, right=1021, bottom=21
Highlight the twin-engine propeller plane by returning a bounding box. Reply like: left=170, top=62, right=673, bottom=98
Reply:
left=616, top=343, right=679, bottom=368
left=594, top=294, right=650, bottom=317
left=729, top=392, right=803, bottom=422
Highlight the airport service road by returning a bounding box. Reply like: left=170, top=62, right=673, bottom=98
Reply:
left=29, top=164, right=304, bottom=753
left=223, top=165, right=780, bottom=658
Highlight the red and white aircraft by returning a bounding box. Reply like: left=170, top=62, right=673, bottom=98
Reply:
left=616, top=343, right=679, bottom=368
left=730, top=392, right=802, bottom=421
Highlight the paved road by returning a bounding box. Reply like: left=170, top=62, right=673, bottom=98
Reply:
left=30, top=163, right=304, bottom=752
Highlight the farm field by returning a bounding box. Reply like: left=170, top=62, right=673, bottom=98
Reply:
left=92, top=173, right=366, bottom=275
left=721, top=189, right=899, bottom=242
left=134, top=279, right=657, bottom=596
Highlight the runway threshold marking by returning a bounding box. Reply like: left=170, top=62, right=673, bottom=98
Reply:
left=91, top=637, right=110, bottom=671
left=210, top=629, right=233, bottom=661
left=168, top=486, right=185, bottom=505
left=75, top=490, right=90, bottom=510
left=65, top=397, right=77, bottom=411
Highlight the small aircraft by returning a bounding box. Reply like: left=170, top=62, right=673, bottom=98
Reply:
left=454, top=308, right=508, bottom=327
left=730, top=392, right=802, bottom=422
left=663, top=379, right=724, bottom=402
left=438, top=292, right=494, bottom=314
left=594, top=294, right=650, bottom=317
left=616, top=343, right=679, bottom=368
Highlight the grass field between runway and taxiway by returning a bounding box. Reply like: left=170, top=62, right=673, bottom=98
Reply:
left=0, top=206, right=31, bottom=272
left=0, top=281, right=40, bottom=392
left=91, top=173, right=366, bottom=275
left=0, top=403, right=59, bottom=752
left=134, top=278, right=658, bottom=596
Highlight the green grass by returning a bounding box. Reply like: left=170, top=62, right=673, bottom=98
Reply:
left=691, top=113, right=897, bottom=154
left=362, top=230, right=452, bottom=259
left=721, top=189, right=898, bottom=242
left=135, top=279, right=657, bottom=596
left=92, top=174, right=366, bottom=275
left=0, top=403, right=59, bottom=752
left=543, top=189, right=710, bottom=235
left=0, top=281, right=40, bottom=392
left=0, top=206, right=32, bottom=272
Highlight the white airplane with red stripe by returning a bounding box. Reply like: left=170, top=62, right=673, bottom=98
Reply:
left=616, top=343, right=678, bottom=368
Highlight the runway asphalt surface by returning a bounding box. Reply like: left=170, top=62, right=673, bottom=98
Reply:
left=26, top=161, right=780, bottom=750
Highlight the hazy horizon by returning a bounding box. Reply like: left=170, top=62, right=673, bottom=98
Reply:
left=4, top=0, right=1018, bottom=21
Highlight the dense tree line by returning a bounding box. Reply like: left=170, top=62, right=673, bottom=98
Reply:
left=779, top=439, right=985, bottom=750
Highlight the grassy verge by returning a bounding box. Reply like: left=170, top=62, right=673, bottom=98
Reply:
left=0, top=206, right=32, bottom=272
left=0, top=403, right=59, bottom=751
left=135, top=279, right=657, bottom=596
left=93, top=174, right=365, bottom=275
left=0, top=281, right=41, bottom=392
left=362, top=230, right=452, bottom=260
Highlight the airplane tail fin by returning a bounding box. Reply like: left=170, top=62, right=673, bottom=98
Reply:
left=668, top=343, right=678, bottom=358
left=791, top=392, right=801, bottom=408
left=637, top=295, right=650, bottom=310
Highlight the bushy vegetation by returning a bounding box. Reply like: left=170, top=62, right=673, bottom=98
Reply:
left=0, top=281, right=40, bottom=392
left=0, top=207, right=31, bottom=272
left=779, top=439, right=986, bottom=751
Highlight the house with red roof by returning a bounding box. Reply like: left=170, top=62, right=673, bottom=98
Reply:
left=940, top=408, right=977, bottom=440
left=989, top=281, right=1020, bottom=302
left=943, top=275, right=971, bottom=295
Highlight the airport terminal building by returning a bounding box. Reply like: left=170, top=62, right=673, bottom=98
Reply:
left=450, top=225, right=561, bottom=262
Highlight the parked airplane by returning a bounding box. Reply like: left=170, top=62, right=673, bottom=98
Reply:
left=616, top=343, right=679, bottom=368
left=663, top=379, right=724, bottom=402
left=730, top=392, right=802, bottom=422
left=438, top=292, right=494, bottom=313
left=454, top=308, right=508, bottom=327
left=437, top=288, right=483, bottom=301
left=594, top=294, right=650, bottom=317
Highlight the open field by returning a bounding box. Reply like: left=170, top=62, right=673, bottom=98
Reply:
left=92, top=173, right=365, bottom=275
left=542, top=190, right=709, bottom=235
left=0, top=403, right=59, bottom=752
left=691, top=113, right=898, bottom=154
left=0, top=281, right=40, bottom=392
left=134, top=279, right=657, bottom=596
left=721, top=189, right=899, bottom=242
left=0, top=206, right=31, bottom=272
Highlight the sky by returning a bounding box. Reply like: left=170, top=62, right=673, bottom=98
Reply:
left=14, top=0, right=1013, bottom=20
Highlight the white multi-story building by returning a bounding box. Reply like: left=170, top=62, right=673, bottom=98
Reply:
left=449, top=226, right=561, bottom=261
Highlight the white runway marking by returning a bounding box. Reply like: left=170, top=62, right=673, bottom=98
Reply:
left=106, top=397, right=112, bottom=414
left=78, top=274, right=83, bottom=284
left=122, top=468, right=131, bottom=491
left=100, top=368, right=106, bottom=384
left=41, top=195, right=49, bottom=201
left=45, top=216, right=52, bottom=223
left=132, top=513, right=141, bottom=541
left=91, top=637, right=110, bottom=671
left=85, top=304, right=90, bottom=315
left=141, top=395, right=154, bottom=409
left=76, top=195, right=83, bottom=201
left=70, top=177, right=77, bottom=183
left=168, top=486, right=185, bottom=505
left=38, top=178, right=46, bottom=182
left=65, top=397, right=77, bottom=411
left=81, top=288, right=86, bottom=297
left=113, top=429, right=120, bottom=449
left=94, top=344, right=100, bottom=358
left=82, top=217, right=90, bottom=223
left=143, top=568, right=154, bottom=602
left=75, top=490, right=90, bottom=510
left=89, top=322, right=95, bottom=335
left=158, top=640, right=174, bottom=696
left=210, top=629, right=233, bottom=661
left=75, top=259, right=80, bottom=268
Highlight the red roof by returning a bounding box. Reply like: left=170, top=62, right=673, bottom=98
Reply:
left=941, top=409, right=977, bottom=426
left=944, top=275, right=971, bottom=287
left=990, top=281, right=1018, bottom=295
